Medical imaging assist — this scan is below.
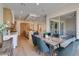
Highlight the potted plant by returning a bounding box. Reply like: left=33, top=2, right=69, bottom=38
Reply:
left=0, top=20, right=6, bottom=48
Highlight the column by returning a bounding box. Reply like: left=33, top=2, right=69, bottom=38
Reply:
left=76, top=9, right=79, bottom=40
left=59, top=16, right=61, bottom=36
left=46, top=16, right=50, bottom=32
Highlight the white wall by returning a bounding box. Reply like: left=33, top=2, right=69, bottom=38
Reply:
left=64, top=19, right=76, bottom=35
left=0, top=4, right=3, bottom=23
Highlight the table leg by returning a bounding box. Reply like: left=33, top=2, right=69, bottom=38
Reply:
left=49, top=45, right=54, bottom=56
left=59, top=44, right=61, bottom=47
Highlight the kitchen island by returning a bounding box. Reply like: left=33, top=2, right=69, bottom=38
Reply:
left=3, top=32, right=18, bottom=48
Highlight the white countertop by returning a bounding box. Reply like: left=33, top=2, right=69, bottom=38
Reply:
left=3, top=32, right=18, bottom=41
left=3, top=32, right=18, bottom=48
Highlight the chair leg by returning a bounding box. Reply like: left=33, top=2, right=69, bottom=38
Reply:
left=39, top=51, right=44, bottom=56
left=52, top=50, right=57, bottom=56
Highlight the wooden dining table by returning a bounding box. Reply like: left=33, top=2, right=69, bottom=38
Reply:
left=35, top=35, right=64, bottom=55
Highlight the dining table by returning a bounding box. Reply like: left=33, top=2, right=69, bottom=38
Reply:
left=35, top=35, right=64, bottom=56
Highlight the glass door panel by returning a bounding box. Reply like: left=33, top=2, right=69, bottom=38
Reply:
left=50, top=21, right=59, bottom=35
left=60, top=22, right=64, bottom=35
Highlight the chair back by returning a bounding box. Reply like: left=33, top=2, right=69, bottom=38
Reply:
left=35, top=36, right=49, bottom=53
left=31, top=35, right=37, bottom=46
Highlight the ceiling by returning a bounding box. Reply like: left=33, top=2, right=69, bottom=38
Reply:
left=60, top=11, right=76, bottom=20
left=3, top=3, right=69, bottom=19
left=53, top=11, right=76, bottom=20
left=2, top=3, right=79, bottom=19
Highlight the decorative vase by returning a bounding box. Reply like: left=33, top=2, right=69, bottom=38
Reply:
left=45, top=35, right=48, bottom=38
left=0, top=32, right=3, bottom=48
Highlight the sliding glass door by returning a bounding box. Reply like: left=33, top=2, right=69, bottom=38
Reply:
left=50, top=21, right=64, bottom=36
left=50, top=21, right=59, bottom=35
left=60, top=22, right=64, bottom=35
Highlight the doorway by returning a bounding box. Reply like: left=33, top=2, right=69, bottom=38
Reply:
left=50, top=21, right=59, bottom=35
left=20, top=23, right=30, bottom=37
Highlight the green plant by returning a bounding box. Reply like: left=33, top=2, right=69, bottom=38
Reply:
left=0, top=20, right=6, bottom=33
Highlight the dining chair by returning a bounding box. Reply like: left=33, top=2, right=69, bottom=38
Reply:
left=35, top=36, right=50, bottom=55
left=31, top=35, right=37, bottom=46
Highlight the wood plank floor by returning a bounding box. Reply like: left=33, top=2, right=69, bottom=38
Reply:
left=14, top=36, right=40, bottom=56
left=14, top=36, right=79, bottom=56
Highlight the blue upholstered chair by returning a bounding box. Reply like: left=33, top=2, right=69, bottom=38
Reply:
left=31, top=35, right=37, bottom=46
left=35, top=36, right=50, bottom=54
